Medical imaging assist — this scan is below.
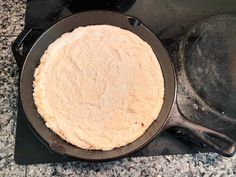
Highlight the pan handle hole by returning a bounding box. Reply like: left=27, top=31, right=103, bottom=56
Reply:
left=127, top=17, right=141, bottom=27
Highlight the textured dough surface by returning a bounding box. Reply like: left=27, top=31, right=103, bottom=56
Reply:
left=33, top=25, right=164, bottom=151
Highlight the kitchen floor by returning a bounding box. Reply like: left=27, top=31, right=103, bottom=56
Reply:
left=0, top=0, right=236, bottom=176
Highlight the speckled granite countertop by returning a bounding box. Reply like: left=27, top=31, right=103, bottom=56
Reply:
left=0, top=0, right=236, bottom=176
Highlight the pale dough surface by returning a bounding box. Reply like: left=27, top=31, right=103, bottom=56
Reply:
left=33, top=25, right=164, bottom=150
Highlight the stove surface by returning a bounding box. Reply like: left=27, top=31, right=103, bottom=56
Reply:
left=14, top=0, right=236, bottom=164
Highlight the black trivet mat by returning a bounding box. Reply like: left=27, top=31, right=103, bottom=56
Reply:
left=14, top=0, right=236, bottom=165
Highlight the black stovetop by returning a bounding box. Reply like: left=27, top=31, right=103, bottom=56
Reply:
left=13, top=0, right=236, bottom=165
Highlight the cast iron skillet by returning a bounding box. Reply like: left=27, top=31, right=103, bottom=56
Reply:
left=14, top=11, right=235, bottom=160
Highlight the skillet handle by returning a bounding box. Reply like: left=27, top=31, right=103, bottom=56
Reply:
left=166, top=102, right=235, bottom=157
left=12, top=28, right=42, bottom=68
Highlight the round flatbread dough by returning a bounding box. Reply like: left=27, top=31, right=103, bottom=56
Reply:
left=33, top=25, right=164, bottom=151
